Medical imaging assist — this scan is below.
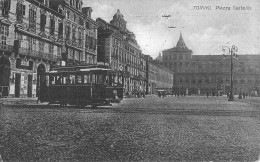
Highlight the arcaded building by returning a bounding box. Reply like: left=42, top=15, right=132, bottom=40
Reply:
left=162, top=33, right=260, bottom=96
left=145, top=55, right=173, bottom=95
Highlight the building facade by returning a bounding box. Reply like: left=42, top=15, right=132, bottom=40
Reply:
left=145, top=55, right=173, bottom=95
left=0, top=0, right=64, bottom=97
left=162, top=33, right=260, bottom=96
left=96, top=9, right=147, bottom=94
left=0, top=0, right=98, bottom=98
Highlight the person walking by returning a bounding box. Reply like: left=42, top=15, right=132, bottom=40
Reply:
left=36, top=87, right=41, bottom=103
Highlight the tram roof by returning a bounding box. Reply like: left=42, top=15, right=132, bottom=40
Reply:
left=80, top=68, right=111, bottom=71
left=51, top=64, right=110, bottom=72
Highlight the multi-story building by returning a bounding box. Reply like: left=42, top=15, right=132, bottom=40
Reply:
left=82, top=7, right=98, bottom=65
left=162, top=32, right=260, bottom=96
left=61, top=0, right=85, bottom=65
left=0, top=0, right=98, bottom=98
left=145, top=55, right=173, bottom=95
left=0, top=0, right=64, bottom=98
left=96, top=9, right=147, bottom=93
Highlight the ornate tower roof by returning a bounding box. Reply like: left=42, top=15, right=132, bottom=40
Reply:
left=110, top=9, right=127, bottom=30
left=176, top=32, right=187, bottom=49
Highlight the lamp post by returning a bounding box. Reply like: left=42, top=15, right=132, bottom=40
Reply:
left=222, top=45, right=238, bottom=101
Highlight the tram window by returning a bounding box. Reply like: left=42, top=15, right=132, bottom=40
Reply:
left=92, top=74, right=96, bottom=83
left=97, top=74, right=103, bottom=84
left=70, top=75, right=75, bottom=84
left=114, top=74, right=118, bottom=84
left=51, top=76, right=55, bottom=85
left=105, top=75, right=109, bottom=85
left=56, top=76, right=61, bottom=84
left=118, top=75, right=122, bottom=84
left=63, top=76, right=68, bottom=84
left=84, top=74, right=90, bottom=83
left=77, top=75, right=82, bottom=84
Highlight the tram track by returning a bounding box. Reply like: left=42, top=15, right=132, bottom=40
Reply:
left=2, top=104, right=260, bottom=117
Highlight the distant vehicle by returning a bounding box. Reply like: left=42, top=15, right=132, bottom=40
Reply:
left=40, top=64, right=124, bottom=107
left=168, top=26, right=176, bottom=28
left=162, top=15, right=171, bottom=18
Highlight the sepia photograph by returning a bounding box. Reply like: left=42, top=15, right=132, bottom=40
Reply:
left=0, top=0, right=260, bottom=161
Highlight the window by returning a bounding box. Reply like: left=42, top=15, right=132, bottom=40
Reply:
left=1, top=25, right=9, bottom=49
left=44, top=0, right=49, bottom=7
left=27, top=37, right=35, bottom=50
left=40, top=13, right=46, bottom=32
left=97, top=74, right=103, bottom=84
left=57, top=46, right=61, bottom=56
left=49, top=44, right=54, bottom=54
left=76, top=0, right=79, bottom=9
left=2, top=0, right=11, bottom=16
left=84, top=74, right=90, bottom=83
left=74, top=14, right=77, bottom=22
left=79, top=18, right=84, bottom=26
left=85, top=22, right=89, bottom=29
left=92, top=74, right=96, bottom=83
left=66, top=25, right=70, bottom=40
left=77, top=75, right=82, bottom=84
left=50, top=17, right=55, bottom=35
left=78, top=28, right=82, bottom=46
left=70, top=75, right=75, bottom=84
left=58, top=21, right=63, bottom=38
left=72, top=26, right=76, bottom=39
left=79, top=2, right=82, bottom=11
left=39, top=41, right=45, bottom=52
left=16, top=3, right=25, bottom=22
left=29, top=9, right=36, bottom=31
left=66, top=10, right=70, bottom=19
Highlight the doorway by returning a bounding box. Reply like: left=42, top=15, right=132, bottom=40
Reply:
left=37, top=64, right=46, bottom=97
left=27, top=74, right=32, bottom=97
left=0, top=56, right=11, bottom=97
left=15, top=73, right=21, bottom=97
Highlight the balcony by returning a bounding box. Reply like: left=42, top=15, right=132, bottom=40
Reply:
left=19, top=47, right=61, bottom=61
left=0, top=44, right=13, bottom=52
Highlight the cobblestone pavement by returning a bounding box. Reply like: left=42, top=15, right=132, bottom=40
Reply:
left=0, top=96, right=260, bottom=161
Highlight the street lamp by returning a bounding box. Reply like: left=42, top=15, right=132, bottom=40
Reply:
left=222, top=45, right=238, bottom=101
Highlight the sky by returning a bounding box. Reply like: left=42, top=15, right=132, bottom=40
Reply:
left=83, top=0, right=260, bottom=59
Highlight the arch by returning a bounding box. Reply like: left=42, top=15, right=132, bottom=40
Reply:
left=0, top=56, right=11, bottom=97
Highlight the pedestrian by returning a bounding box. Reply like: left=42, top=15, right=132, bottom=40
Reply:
left=162, top=91, right=165, bottom=98
left=36, top=87, right=41, bottom=103
left=207, top=92, right=209, bottom=98
left=158, top=92, right=161, bottom=98
left=239, top=92, right=242, bottom=99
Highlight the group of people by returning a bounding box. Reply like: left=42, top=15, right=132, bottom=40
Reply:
left=125, top=90, right=146, bottom=98
left=238, top=92, right=252, bottom=99
left=158, top=91, right=166, bottom=98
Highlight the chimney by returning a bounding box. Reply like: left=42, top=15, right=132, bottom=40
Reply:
left=82, top=7, right=93, bottom=18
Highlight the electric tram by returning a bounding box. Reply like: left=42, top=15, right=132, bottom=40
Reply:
left=39, top=64, right=124, bottom=107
